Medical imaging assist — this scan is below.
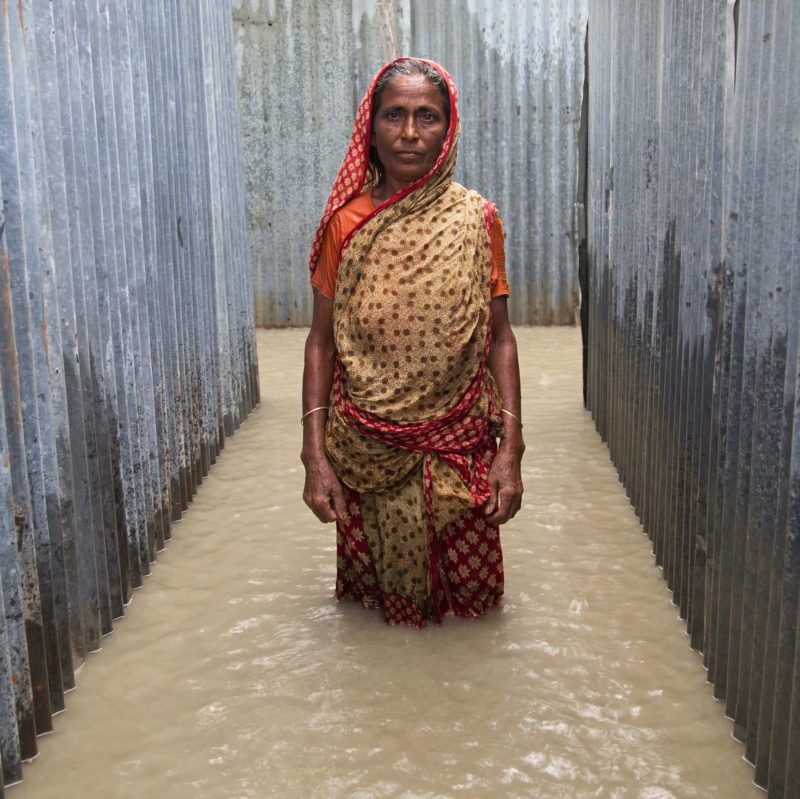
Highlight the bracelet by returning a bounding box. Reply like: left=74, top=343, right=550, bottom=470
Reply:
left=301, top=406, right=329, bottom=425
left=500, top=408, right=523, bottom=427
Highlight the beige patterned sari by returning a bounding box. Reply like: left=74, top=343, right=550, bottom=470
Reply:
left=310, top=59, right=505, bottom=626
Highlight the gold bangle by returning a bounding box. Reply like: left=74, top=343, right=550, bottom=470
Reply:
left=500, top=408, right=522, bottom=427
left=301, top=406, right=329, bottom=425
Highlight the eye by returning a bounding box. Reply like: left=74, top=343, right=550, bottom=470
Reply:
left=419, top=111, right=438, bottom=123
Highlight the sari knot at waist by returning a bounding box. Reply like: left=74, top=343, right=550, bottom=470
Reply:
left=326, top=354, right=502, bottom=505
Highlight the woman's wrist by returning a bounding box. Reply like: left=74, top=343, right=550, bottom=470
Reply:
left=301, top=419, right=328, bottom=464
left=499, top=422, right=525, bottom=456
left=301, top=444, right=328, bottom=466
left=500, top=407, right=522, bottom=427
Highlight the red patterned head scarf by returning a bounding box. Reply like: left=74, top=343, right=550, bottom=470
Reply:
left=308, top=57, right=460, bottom=276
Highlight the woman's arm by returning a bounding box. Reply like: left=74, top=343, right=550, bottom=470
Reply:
left=484, top=296, right=525, bottom=524
left=301, top=290, right=348, bottom=523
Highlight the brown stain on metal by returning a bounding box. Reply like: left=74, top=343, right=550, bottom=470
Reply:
left=14, top=508, right=24, bottom=550
left=1, top=251, right=22, bottom=400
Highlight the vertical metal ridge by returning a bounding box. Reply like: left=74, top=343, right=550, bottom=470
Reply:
left=587, top=1, right=800, bottom=793
left=0, top=2, right=257, bottom=788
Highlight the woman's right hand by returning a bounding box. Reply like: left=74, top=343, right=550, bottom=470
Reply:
left=301, top=453, right=349, bottom=524
left=301, top=291, right=347, bottom=524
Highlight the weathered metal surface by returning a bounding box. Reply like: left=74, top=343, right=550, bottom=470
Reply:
left=585, top=1, right=800, bottom=795
left=0, top=1, right=258, bottom=789
left=235, top=0, right=587, bottom=326
left=406, top=0, right=588, bottom=325
left=233, top=0, right=354, bottom=326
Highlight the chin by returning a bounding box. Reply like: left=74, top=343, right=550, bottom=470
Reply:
left=395, top=169, right=429, bottom=185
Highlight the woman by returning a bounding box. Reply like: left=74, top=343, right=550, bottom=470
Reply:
left=302, top=58, right=524, bottom=627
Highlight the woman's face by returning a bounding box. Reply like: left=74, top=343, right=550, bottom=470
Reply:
left=371, top=74, right=448, bottom=190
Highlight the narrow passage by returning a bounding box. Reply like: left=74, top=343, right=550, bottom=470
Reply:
left=14, top=328, right=760, bottom=799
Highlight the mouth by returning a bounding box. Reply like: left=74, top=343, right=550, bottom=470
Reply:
left=396, top=150, right=424, bottom=159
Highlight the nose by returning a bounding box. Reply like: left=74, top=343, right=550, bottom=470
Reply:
left=401, top=115, right=419, bottom=141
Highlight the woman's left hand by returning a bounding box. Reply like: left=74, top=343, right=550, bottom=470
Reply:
left=483, top=443, right=524, bottom=525
left=484, top=296, right=525, bottom=525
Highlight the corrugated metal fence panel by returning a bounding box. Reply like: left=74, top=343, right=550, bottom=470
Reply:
left=406, top=0, right=588, bottom=325
left=238, top=0, right=587, bottom=326
left=585, top=1, right=800, bottom=795
left=0, top=0, right=258, bottom=789
left=233, top=0, right=356, bottom=327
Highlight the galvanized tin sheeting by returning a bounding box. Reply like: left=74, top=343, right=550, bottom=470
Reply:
left=0, top=0, right=257, bottom=788
left=233, top=0, right=356, bottom=327
left=407, top=0, right=588, bottom=325
left=585, top=1, right=799, bottom=795
left=237, top=0, right=587, bottom=326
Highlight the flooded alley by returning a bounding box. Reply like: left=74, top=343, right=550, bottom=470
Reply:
left=12, top=328, right=760, bottom=799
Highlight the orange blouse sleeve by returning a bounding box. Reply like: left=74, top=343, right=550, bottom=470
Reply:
left=490, top=215, right=510, bottom=299
left=310, top=215, right=342, bottom=300
left=310, top=192, right=374, bottom=299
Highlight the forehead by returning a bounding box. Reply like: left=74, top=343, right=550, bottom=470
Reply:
left=376, top=74, right=446, bottom=111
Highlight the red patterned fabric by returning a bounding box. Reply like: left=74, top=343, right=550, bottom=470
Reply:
left=336, top=484, right=504, bottom=627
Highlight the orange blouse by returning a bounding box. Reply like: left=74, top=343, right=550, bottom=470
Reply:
left=311, top=191, right=511, bottom=300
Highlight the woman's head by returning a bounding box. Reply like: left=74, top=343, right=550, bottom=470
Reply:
left=309, top=58, right=458, bottom=276
left=372, top=59, right=451, bottom=127
left=367, top=59, right=452, bottom=189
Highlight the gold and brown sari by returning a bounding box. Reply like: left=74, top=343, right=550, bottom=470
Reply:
left=309, top=59, right=505, bottom=626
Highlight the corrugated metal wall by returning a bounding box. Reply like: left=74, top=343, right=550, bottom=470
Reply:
left=235, top=0, right=588, bottom=326
left=0, top=0, right=257, bottom=791
left=408, top=0, right=588, bottom=325
left=586, top=1, right=799, bottom=796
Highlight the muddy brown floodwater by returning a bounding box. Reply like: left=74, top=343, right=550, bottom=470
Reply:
left=12, top=328, right=761, bottom=799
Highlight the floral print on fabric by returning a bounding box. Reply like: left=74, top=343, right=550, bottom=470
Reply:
left=336, top=485, right=504, bottom=627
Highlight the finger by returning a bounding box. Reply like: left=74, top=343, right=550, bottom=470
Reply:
left=303, top=491, right=318, bottom=517
left=307, top=490, right=337, bottom=523
left=330, top=482, right=349, bottom=523
left=486, top=506, right=510, bottom=525
left=487, top=490, right=519, bottom=525
left=320, top=502, right=338, bottom=523
left=483, top=483, right=499, bottom=515
left=313, top=496, right=337, bottom=523
left=485, top=502, right=508, bottom=525
left=505, top=495, right=523, bottom=521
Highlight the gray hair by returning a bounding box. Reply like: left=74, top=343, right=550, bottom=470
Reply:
left=372, top=59, right=451, bottom=126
